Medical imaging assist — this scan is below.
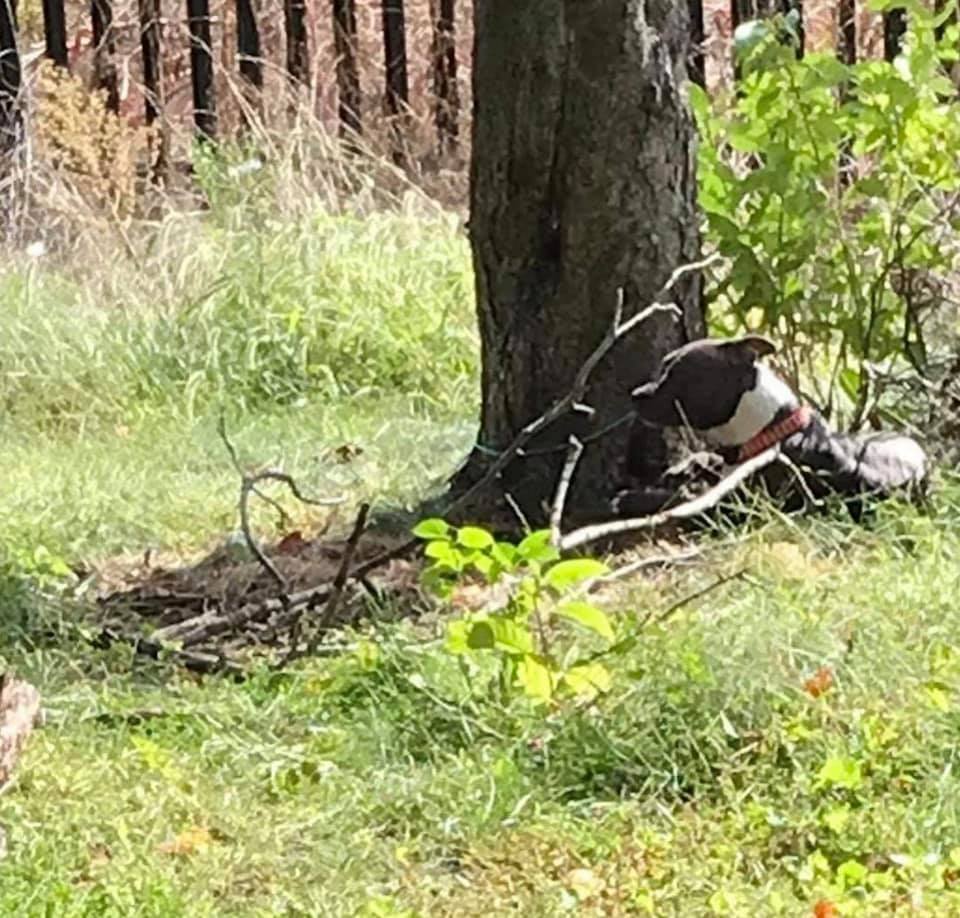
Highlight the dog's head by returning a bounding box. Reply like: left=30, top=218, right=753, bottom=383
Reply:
left=631, top=335, right=778, bottom=429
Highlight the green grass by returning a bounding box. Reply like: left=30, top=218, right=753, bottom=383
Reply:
left=3, top=160, right=960, bottom=915
left=5, top=503, right=960, bottom=915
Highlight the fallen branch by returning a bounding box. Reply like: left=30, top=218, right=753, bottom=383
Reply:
left=559, top=445, right=782, bottom=552
left=0, top=674, right=41, bottom=789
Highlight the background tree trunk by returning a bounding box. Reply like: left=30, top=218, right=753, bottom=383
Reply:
left=460, top=0, right=704, bottom=525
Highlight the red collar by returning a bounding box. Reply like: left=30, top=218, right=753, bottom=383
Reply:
left=737, top=404, right=813, bottom=462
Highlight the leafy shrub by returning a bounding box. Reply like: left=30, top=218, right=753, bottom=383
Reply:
left=414, top=520, right=621, bottom=704
left=698, top=4, right=960, bottom=425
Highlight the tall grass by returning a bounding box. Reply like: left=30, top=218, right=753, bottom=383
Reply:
left=1, top=145, right=476, bottom=431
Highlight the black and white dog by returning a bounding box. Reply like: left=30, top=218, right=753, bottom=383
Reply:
left=621, top=335, right=928, bottom=519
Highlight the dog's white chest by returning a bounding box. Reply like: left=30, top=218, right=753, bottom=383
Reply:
left=703, top=364, right=797, bottom=446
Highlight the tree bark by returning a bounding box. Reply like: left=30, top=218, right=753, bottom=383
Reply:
left=461, top=0, right=704, bottom=525
left=92, top=0, right=120, bottom=113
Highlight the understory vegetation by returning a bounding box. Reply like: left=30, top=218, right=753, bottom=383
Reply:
left=3, top=11, right=960, bottom=918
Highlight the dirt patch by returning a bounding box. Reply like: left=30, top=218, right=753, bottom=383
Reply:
left=90, top=524, right=427, bottom=671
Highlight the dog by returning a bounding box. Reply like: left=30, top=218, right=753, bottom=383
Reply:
left=619, top=335, right=929, bottom=520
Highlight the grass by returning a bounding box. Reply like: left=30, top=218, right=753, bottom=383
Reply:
left=3, top=153, right=960, bottom=916
left=4, top=502, right=960, bottom=915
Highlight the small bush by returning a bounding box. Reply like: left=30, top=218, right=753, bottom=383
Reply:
left=698, top=8, right=960, bottom=425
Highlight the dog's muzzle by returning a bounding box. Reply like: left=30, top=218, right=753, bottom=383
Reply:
left=736, top=404, right=813, bottom=463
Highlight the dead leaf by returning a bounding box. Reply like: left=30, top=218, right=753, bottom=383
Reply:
left=156, top=825, right=214, bottom=857
left=325, top=443, right=363, bottom=464
left=276, top=531, right=308, bottom=555
left=804, top=665, right=835, bottom=699
left=88, top=843, right=112, bottom=868
left=566, top=866, right=603, bottom=899
left=813, top=899, right=839, bottom=918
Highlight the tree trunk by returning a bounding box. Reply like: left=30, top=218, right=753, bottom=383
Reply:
left=461, top=0, right=704, bottom=526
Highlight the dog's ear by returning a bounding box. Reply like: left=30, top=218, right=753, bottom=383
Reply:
left=721, top=334, right=777, bottom=363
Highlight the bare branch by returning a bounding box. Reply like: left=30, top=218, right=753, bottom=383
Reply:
left=306, top=502, right=370, bottom=653
left=601, top=545, right=703, bottom=581
left=559, top=445, right=782, bottom=552
left=239, top=475, right=287, bottom=593
left=774, top=453, right=825, bottom=509
left=218, top=413, right=346, bottom=596
left=550, top=436, right=584, bottom=547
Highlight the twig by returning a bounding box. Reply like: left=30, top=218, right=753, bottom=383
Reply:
left=238, top=475, right=287, bottom=592
left=306, top=502, right=370, bottom=654
left=217, top=413, right=346, bottom=594
left=600, top=546, right=703, bottom=581
left=559, top=445, right=783, bottom=552
left=641, top=567, right=750, bottom=628
left=550, top=436, right=584, bottom=547
left=774, top=452, right=825, bottom=509
left=503, top=491, right=532, bottom=533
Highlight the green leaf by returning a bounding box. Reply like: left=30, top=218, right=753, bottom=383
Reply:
left=821, top=805, right=851, bottom=834
left=467, top=621, right=495, bottom=650
left=556, top=601, right=615, bottom=641
left=457, top=526, right=494, bottom=550
left=444, top=620, right=471, bottom=654
left=490, top=541, right=519, bottom=572
left=562, top=662, right=612, bottom=699
left=516, top=530, right=560, bottom=564
left=543, top=559, right=609, bottom=591
left=517, top=654, right=554, bottom=702
left=815, top=755, right=863, bottom=791
left=733, top=19, right=770, bottom=60
left=424, top=540, right=461, bottom=567
left=489, top=617, right=535, bottom=655
left=836, top=859, right=869, bottom=889
left=412, top=518, right=451, bottom=541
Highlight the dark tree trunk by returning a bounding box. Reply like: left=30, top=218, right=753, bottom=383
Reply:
left=837, top=0, right=856, bottom=66
left=138, top=0, right=163, bottom=125
left=333, top=0, right=361, bottom=136
left=138, top=0, right=167, bottom=179
left=284, top=0, right=309, bottom=88
left=381, top=0, right=408, bottom=162
left=42, top=0, right=68, bottom=68
left=91, top=0, right=120, bottom=112
left=884, top=8, right=907, bottom=62
left=236, top=0, right=262, bottom=91
left=186, top=0, right=217, bottom=140
left=688, top=0, right=705, bottom=88
left=461, top=0, right=704, bottom=524
left=837, top=0, right=856, bottom=185
left=430, top=0, right=458, bottom=154
left=0, top=0, right=22, bottom=156
left=381, top=0, right=408, bottom=113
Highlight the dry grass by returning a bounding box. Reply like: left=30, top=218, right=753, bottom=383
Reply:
left=6, top=0, right=910, bottom=224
